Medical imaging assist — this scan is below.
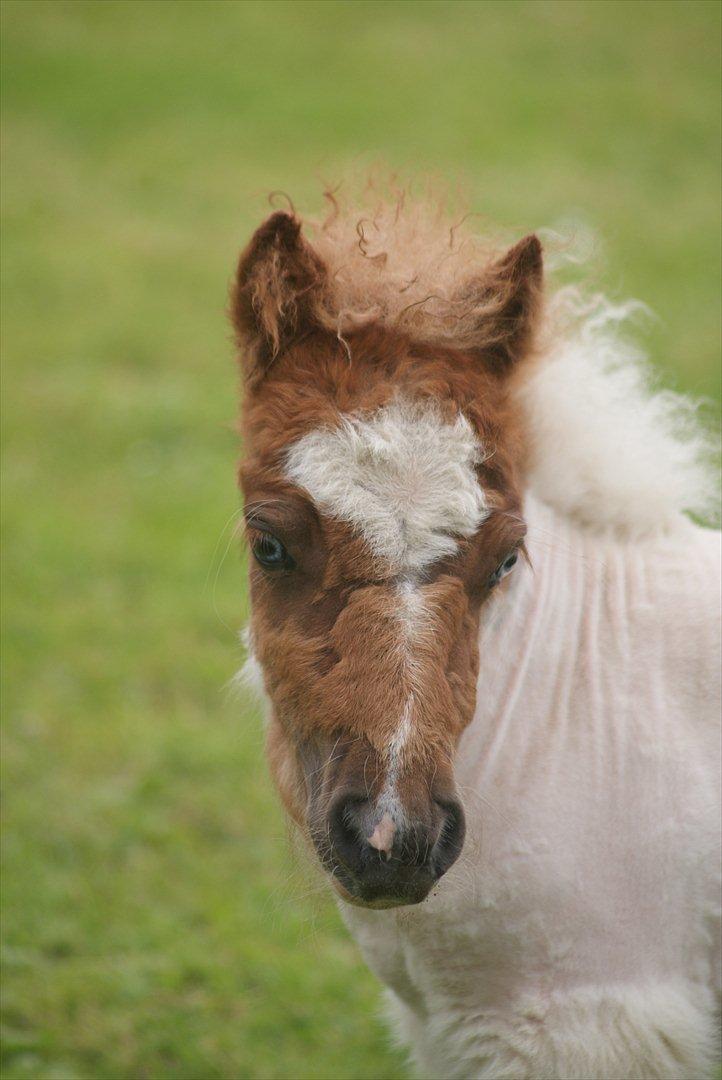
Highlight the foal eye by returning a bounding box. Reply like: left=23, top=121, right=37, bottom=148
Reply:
left=251, top=533, right=294, bottom=572
left=489, top=551, right=518, bottom=587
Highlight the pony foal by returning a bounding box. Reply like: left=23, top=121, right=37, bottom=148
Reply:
left=232, top=194, right=721, bottom=1079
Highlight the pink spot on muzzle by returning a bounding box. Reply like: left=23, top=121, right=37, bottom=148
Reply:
left=367, top=813, right=396, bottom=860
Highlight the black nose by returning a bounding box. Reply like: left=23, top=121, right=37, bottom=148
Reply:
left=326, top=795, right=465, bottom=905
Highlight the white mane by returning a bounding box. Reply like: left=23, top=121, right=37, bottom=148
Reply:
left=518, top=290, right=720, bottom=538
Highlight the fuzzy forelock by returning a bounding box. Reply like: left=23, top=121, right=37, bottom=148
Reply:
left=306, top=182, right=509, bottom=349
left=258, top=180, right=719, bottom=537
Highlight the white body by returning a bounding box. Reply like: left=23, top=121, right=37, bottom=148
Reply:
left=342, top=496, right=722, bottom=1079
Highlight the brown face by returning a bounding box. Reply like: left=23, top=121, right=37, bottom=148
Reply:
left=233, top=210, right=541, bottom=908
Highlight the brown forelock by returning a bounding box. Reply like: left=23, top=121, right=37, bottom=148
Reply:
left=241, top=319, right=527, bottom=821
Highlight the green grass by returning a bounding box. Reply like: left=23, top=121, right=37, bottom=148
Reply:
left=1, top=2, right=719, bottom=1078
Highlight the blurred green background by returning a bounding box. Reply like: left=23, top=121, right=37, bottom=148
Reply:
left=1, top=2, right=720, bottom=1078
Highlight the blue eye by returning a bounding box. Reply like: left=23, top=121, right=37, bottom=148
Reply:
left=489, top=551, right=518, bottom=588
left=252, top=533, right=293, bottom=571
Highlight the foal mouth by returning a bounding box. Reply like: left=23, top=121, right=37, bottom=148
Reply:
left=340, top=891, right=420, bottom=911
left=330, top=867, right=436, bottom=909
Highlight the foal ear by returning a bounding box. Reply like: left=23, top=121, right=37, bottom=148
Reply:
left=466, top=234, right=543, bottom=375
left=231, top=211, right=329, bottom=381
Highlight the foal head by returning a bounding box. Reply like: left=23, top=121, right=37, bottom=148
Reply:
left=233, top=207, right=542, bottom=908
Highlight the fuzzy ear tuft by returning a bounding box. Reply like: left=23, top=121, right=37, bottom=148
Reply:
left=231, top=211, right=329, bottom=381
left=463, top=233, right=543, bottom=375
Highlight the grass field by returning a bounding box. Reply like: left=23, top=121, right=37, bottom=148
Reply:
left=1, top=2, right=720, bottom=1078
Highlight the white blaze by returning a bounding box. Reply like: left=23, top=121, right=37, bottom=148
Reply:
left=378, top=582, right=426, bottom=816
left=283, top=398, right=489, bottom=572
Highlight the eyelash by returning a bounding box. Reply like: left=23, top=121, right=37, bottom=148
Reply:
left=489, top=550, right=519, bottom=588
left=249, top=531, right=294, bottom=572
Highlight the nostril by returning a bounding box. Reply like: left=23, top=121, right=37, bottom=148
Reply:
left=432, top=798, right=466, bottom=877
left=328, top=796, right=366, bottom=869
